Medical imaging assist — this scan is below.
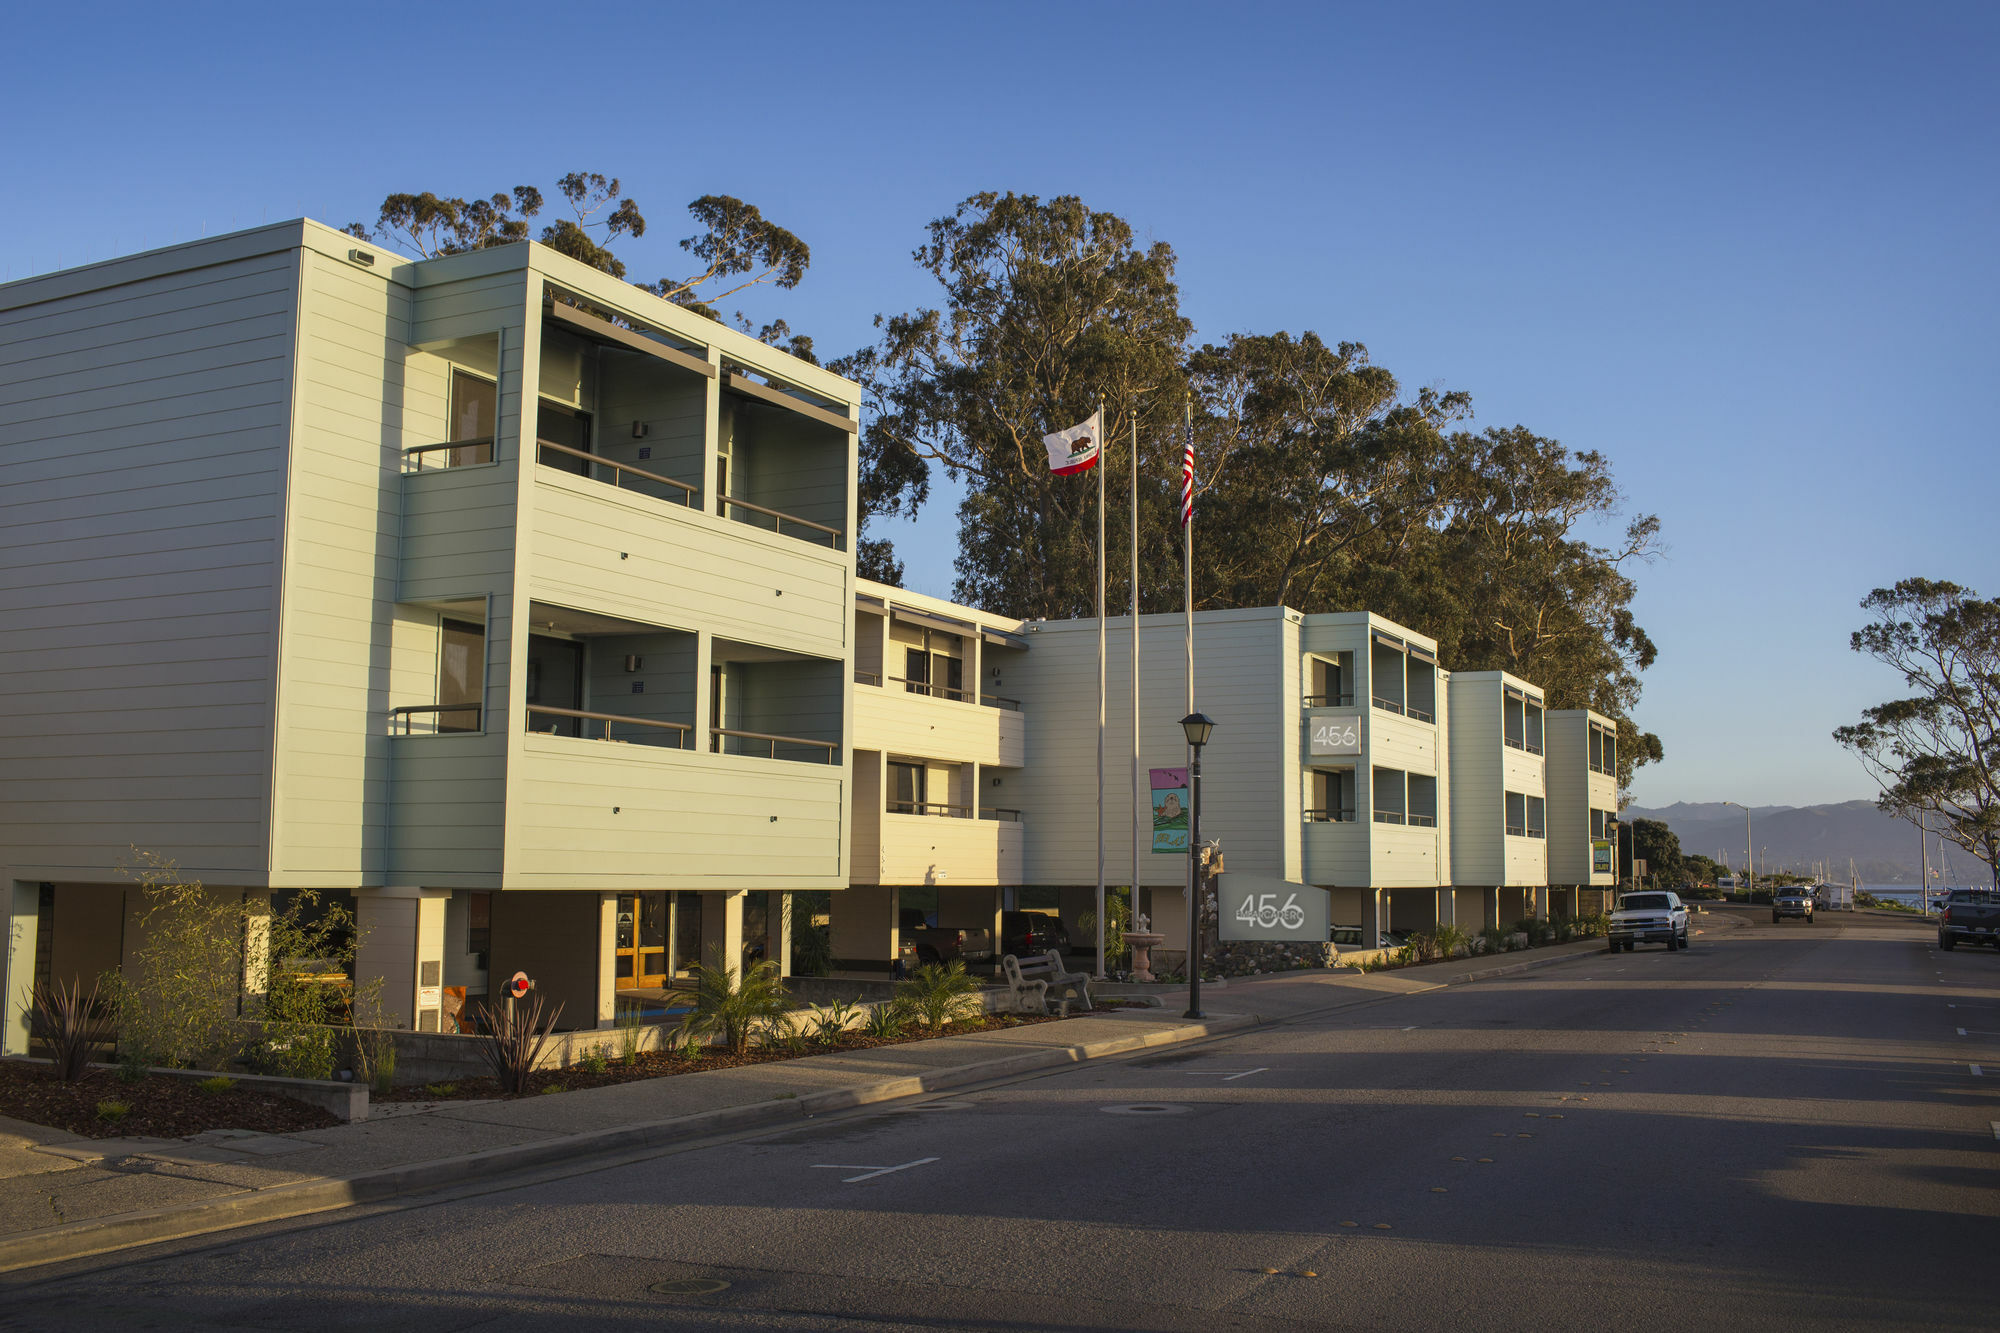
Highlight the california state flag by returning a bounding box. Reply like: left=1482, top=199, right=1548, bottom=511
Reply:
left=1042, top=410, right=1102, bottom=476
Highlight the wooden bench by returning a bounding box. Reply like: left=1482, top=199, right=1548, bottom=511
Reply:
left=1000, top=950, right=1093, bottom=1016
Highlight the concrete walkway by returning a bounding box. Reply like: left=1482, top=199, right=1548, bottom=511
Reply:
left=0, top=936, right=1610, bottom=1275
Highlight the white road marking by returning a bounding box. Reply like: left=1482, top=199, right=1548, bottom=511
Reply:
left=1223, top=1068, right=1270, bottom=1081
left=812, top=1157, right=939, bottom=1183
left=1971, top=1065, right=1983, bottom=1076
left=1959, top=1028, right=1968, bottom=1036
left=1991, top=1122, right=2000, bottom=1142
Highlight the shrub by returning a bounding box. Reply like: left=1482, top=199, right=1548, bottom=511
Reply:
left=758, top=1014, right=809, bottom=1056
left=473, top=992, right=565, bottom=1095
left=95, top=1100, right=131, bottom=1124
left=862, top=1003, right=907, bottom=1039
left=680, top=950, right=791, bottom=1054
left=1433, top=923, right=1470, bottom=958
left=539, top=1082, right=566, bottom=1095
left=422, top=1082, right=458, bottom=1097
left=351, top=1027, right=397, bottom=1096
left=577, top=1049, right=610, bottom=1074
left=895, top=961, right=984, bottom=1031
left=809, top=1000, right=860, bottom=1045
left=790, top=891, right=835, bottom=978
left=1478, top=927, right=1509, bottom=955
left=32, top=978, right=114, bottom=1083
left=196, top=1075, right=236, bottom=1095
left=116, top=1052, right=148, bottom=1084
left=614, top=1006, right=643, bottom=1064
left=101, top=853, right=249, bottom=1071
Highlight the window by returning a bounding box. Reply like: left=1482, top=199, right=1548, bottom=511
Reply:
left=1371, top=640, right=1405, bottom=714
left=466, top=891, right=491, bottom=969
left=1504, top=694, right=1526, bottom=749
left=1407, top=774, right=1438, bottom=827
left=1591, top=809, right=1608, bottom=840
left=438, top=618, right=484, bottom=732
left=1526, top=795, right=1545, bottom=839
left=1525, top=700, right=1544, bottom=755
left=1589, top=723, right=1618, bottom=775
left=1308, top=768, right=1356, bottom=822
left=1308, top=653, right=1353, bottom=707
left=935, top=653, right=965, bottom=700
left=525, top=635, right=584, bottom=736
left=1372, top=767, right=1406, bottom=824
left=1505, top=791, right=1527, bottom=837
left=1405, top=654, right=1436, bottom=723
left=1588, top=727, right=1603, bottom=772
left=889, top=761, right=927, bottom=814
left=536, top=400, right=592, bottom=476
left=904, top=646, right=929, bottom=695
left=447, top=369, right=496, bottom=467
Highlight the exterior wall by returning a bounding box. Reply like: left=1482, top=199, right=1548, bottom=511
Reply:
left=1447, top=674, right=1504, bottom=885
left=488, top=890, right=612, bottom=1030
left=0, top=228, right=304, bottom=884
left=1002, top=607, right=1288, bottom=887
left=877, top=813, right=1024, bottom=886
left=1545, top=709, right=1617, bottom=887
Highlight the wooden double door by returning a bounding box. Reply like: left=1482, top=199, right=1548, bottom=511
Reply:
left=615, top=892, right=703, bottom=989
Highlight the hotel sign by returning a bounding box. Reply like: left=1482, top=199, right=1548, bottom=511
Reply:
left=1308, top=711, right=1365, bottom=759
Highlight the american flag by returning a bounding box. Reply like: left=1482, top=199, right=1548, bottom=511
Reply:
left=1179, top=416, right=1195, bottom=527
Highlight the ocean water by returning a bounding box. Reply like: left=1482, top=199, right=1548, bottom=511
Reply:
left=1859, top=885, right=1970, bottom=909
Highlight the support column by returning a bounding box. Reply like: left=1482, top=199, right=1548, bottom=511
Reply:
left=354, top=886, right=450, bottom=1032
left=1363, top=889, right=1384, bottom=948
left=1437, top=888, right=1455, bottom=930
left=766, top=891, right=792, bottom=977
left=3, top=880, right=41, bottom=1057
left=702, top=889, right=746, bottom=975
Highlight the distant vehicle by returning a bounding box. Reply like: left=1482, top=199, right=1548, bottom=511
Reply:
left=1937, top=890, right=2000, bottom=951
left=1000, top=910, right=1072, bottom=957
left=1773, top=889, right=1815, bottom=924
left=1332, top=926, right=1409, bottom=951
left=898, top=907, right=994, bottom=967
left=1608, top=891, right=1690, bottom=953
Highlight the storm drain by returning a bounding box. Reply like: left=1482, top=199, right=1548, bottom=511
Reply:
left=1100, top=1103, right=1193, bottom=1116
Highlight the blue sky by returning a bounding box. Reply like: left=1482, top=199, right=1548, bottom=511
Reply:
left=7, top=2, right=1994, bottom=808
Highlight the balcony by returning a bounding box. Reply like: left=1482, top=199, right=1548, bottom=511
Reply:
left=869, top=806, right=1025, bottom=886
left=854, top=671, right=1025, bottom=769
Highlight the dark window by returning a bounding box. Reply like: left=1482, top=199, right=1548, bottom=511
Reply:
left=537, top=399, right=592, bottom=475
left=905, top=646, right=928, bottom=695
left=438, top=618, right=484, bottom=732
left=447, top=369, right=495, bottom=466
left=466, top=891, right=491, bottom=969
left=525, top=635, right=584, bottom=736
left=1526, top=795, right=1546, bottom=839
left=1505, top=791, right=1527, bottom=837
left=889, top=761, right=927, bottom=814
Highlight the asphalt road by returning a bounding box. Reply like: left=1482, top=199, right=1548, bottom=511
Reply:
left=6, top=907, right=1996, bottom=1332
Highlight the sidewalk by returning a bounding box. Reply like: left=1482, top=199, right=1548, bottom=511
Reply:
left=0, top=937, right=1603, bottom=1274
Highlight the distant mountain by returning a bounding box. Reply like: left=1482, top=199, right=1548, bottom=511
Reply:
left=1623, top=799, right=1959, bottom=884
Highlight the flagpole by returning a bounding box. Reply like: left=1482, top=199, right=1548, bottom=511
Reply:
left=1130, top=414, right=1141, bottom=956
left=1095, top=398, right=1107, bottom=980
left=1183, top=395, right=1196, bottom=987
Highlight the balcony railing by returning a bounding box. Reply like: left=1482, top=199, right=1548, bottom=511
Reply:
left=1304, top=807, right=1358, bottom=823
left=1505, top=736, right=1525, bottom=751
left=537, top=440, right=697, bottom=505
left=1406, top=706, right=1435, bottom=723
left=1373, top=810, right=1406, bottom=825
left=719, top=494, right=843, bottom=550
left=1506, top=823, right=1527, bottom=836
left=854, top=669, right=1021, bottom=711
left=1372, top=695, right=1404, bottom=715
left=403, top=439, right=495, bottom=472
left=1525, top=741, right=1543, bottom=755
left=528, top=705, right=692, bottom=747
left=887, top=801, right=1024, bottom=821
left=1303, top=693, right=1354, bottom=708
left=390, top=703, right=482, bottom=734
left=1407, top=813, right=1438, bottom=828
left=710, top=726, right=838, bottom=764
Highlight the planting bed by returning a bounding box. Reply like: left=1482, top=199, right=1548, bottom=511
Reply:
left=380, top=1010, right=1066, bottom=1102
left=0, top=1060, right=340, bottom=1139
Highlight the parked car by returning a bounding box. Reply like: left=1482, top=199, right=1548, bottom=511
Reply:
left=1332, top=926, right=1407, bottom=951
left=898, top=907, right=994, bottom=967
left=1938, top=889, right=2000, bottom=951
left=999, top=909, right=1072, bottom=958
left=1772, top=889, right=1815, bottom=924
left=1608, top=891, right=1690, bottom=952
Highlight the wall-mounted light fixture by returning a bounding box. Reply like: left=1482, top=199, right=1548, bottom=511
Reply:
left=632, top=420, right=649, bottom=438
left=624, top=655, right=643, bottom=673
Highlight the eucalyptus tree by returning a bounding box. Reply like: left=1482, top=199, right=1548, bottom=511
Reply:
left=1835, top=578, right=2000, bottom=887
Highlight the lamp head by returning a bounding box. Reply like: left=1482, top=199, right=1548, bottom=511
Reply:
left=1180, top=711, right=1216, bottom=747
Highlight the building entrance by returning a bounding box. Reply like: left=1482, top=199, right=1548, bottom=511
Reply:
left=615, top=892, right=705, bottom=990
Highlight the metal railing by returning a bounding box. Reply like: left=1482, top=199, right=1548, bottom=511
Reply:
left=1525, top=740, right=1543, bottom=755
left=719, top=494, right=843, bottom=550
left=1504, top=735, right=1526, bottom=750
left=1525, top=826, right=1545, bottom=839
left=1372, top=696, right=1404, bottom=715
left=1373, top=810, right=1407, bottom=825
left=1506, top=823, right=1528, bottom=836
left=404, top=439, right=494, bottom=472
left=1406, top=706, right=1435, bottom=723
left=390, top=703, right=482, bottom=734
left=854, top=670, right=1021, bottom=711
left=886, top=801, right=1023, bottom=822
left=536, top=440, right=698, bottom=505
left=1304, top=808, right=1358, bottom=823
left=1407, top=813, right=1438, bottom=828
left=710, top=726, right=838, bottom=764
left=527, top=705, right=692, bottom=748
left=1303, top=693, right=1354, bottom=708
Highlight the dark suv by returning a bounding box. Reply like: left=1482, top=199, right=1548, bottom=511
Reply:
left=1001, top=910, right=1071, bottom=957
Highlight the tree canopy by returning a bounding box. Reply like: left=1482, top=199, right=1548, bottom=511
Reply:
left=346, top=173, right=810, bottom=350
left=1835, top=578, right=2000, bottom=886
left=844, top=192, right=1664, bottom=784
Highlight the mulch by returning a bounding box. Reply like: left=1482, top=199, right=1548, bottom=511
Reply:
left=380, top=1009, right=1078, bottom=1102
left=0, top=1060, right=340, bottom=1140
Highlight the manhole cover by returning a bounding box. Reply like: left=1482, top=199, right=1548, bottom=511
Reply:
left=651, top=1278, right=731, bottom=1296
left=1100, top=1103, right=1193, bottom=1116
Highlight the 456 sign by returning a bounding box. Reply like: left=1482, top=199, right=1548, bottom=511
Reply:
left=1308, top=712, right=1364, bottom=758
left=1217, top=875, right=1331, bottom=942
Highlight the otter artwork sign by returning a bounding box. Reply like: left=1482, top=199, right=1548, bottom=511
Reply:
left=1149, top=767, right=1190, bottom=853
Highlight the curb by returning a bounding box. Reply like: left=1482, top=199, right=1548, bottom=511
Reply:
left=0, top=1013, right=1257, bottom=1276
left=1439, top=940, right=1614, bottom=986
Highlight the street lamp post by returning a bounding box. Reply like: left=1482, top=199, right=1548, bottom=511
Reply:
left=1724, top=801, right=1753, bottom=898
left=1180, top=711, right=1216, bottom=1021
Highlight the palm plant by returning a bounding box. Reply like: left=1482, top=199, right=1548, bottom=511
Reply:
left=474, top=992, right=565, bottom=1094
left=862, top=1002, right=907, bottom=1039
left=894, top=961, right=984, bottom=1031
left=809, top=999, right=860, bottom=1045
left=32, top=978, right=114, bottom=1082
left=680, top=949, right=791, bottom=1054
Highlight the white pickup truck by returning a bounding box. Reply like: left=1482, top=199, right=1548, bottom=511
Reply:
left=1608, top=890, right=1691, bottom=953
